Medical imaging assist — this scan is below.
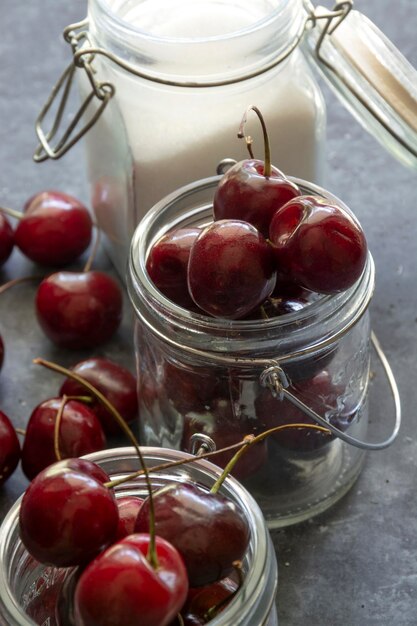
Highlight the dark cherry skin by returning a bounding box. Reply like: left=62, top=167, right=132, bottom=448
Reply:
left=0, top=333, right=4, bottom=372
left=213, top=159, right=301, bottom=238
left=254, top=369, right=357, bottom=451
left=21, top=397, right=106, bottom=481
left=59, top=357, right=138, bottom=435
left=135, top=482, right=250, bottom=587
left=269, top=195, right=367, bottom=294
left=146, top=227, right=201, bottom=309
left=19, top=459, right=119, bottom=567
left=115, top=496, right=144, bottom=540
left=15, top=190, right=93, bottom=266
left=74, top=533, right=189, bottom=626
left=174, top=577, right=238, bottom=625
left=245, top=295, right=308, bottom=320
left=187, top=219, right=276, bottom=319
left=0, top=410, right=20, bottom=486
left=35, top=270, right=123, bottom=349
left=0, top=212, right=14, bottom=266
left=163, top=361, right=225, bottom=415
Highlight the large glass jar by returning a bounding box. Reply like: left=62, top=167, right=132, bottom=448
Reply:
left=0, top=447, right=278, bottom=626
left=127, top=176, right=379, bottom=528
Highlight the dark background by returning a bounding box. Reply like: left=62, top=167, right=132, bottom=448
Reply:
left=0, top=1, right=416, bottom=625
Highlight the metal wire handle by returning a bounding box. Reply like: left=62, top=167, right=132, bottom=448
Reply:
left=260, top=331, right=401, bottom=451
left=32, top=1, right=353, bottom=162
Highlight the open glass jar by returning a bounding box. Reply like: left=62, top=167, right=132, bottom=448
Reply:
left=34, top=1, right=417, bottom=277
left=0, top=447, right=278, bottom=626
left=127, top=175, right=400, bottom=528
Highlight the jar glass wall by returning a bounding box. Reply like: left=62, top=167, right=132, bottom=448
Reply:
left=128, top=176, right=375, bottom=528
left=0, top=447, right=278, bottom=626
left=77, top=0, right=326, bottom=275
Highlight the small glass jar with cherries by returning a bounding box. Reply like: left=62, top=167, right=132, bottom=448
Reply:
left=127, top=119, right=400, bottom=527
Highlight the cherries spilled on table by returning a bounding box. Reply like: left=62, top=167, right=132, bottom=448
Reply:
left=0, top=410, right=20, bottom=487
left=0, top=212, right=14, bottom=267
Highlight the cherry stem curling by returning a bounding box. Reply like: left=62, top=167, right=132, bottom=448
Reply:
left=83, top=226, right=101, bottom=273
left=33, top=357, right=160, bottom=570
left=238, top=105, right=272, bottom=177
left=53, top=394, right=93, bottom=462
left=0, top=275, right=44, bottom=295
left=0, top=206, right=22, bottom=221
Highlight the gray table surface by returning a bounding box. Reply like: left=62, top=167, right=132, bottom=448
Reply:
left=0, top=1, right=416, bottom=625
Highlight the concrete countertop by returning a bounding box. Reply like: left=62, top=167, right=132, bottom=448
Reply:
left=0, top=1, right=416, bottom=625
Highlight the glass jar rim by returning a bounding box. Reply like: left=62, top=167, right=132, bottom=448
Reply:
left=128, top=174, right=375, bottom=364
left=0, top=447, right=277, bottom=626
left=90, top=0, right=304, bottom=46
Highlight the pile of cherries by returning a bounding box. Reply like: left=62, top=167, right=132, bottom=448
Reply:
left=0, top=189, right=123, bottom=355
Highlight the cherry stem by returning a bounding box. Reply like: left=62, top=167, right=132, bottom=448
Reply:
left=105, top=423, right=331, bottom=491
left=33, top=357, right=159, bottom=570
left=15, top=428, right=26, bottom=437
left=53, top=395, right=68, bottom=462
left=238, top=105, right=271, bottom=177
left=83, top=226, right=101, bottom=273
left=210, top=423, right=330, bottom=494
left=0, top=206, right=22, bottom=221
left=0, top=275, right=44, bottom=295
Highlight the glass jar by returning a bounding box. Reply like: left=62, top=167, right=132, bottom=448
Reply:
left=35, top=1, right=417, bottom=278
left=0, top=447, right=278, bottom=626
left=127, top=175, right=380, bottom=528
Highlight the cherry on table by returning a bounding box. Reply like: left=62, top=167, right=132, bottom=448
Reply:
left=187, top=219, right=276, bottom=319
left=21, top=397, right=106, bottom=481
left=0, top=410, right=20, bottom=486
left=269, top=195, right=367, bottom=294
left=135, top=482, right=250, bottom=587
left=35, top=270, right=123, bottom=349
left=74, top=533, right=188, bottom=626
left=146, top=227, right=201, bottom=309
left=0, top=333, right=4, bottom=372
left=19, top=458, right=119, bottom=567
left=0, top=212, right=14, bottom=267
left=59, top=357, right=138, bottom=435
left=14, top=190, right=93, bottom=266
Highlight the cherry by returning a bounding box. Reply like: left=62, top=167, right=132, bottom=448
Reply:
left=245, top=294, right=309, bottom=320
left=21, top=397, right=106, bottom=480
left=163, top=361, right=224, bottom=415
left=0, top=410, right=20, bottom=486
left=135, top=482, right=250, bottom=587
left=35, top=270, right=123, bottom=349
left=19, top=459, right=119, bottom=567
left=146, top=227, right=201, bottom=308
left=213, top=160, right=300, bottom=238
left=59, top=357, right=138, bottom=435
left=74, top=533, right=188, bottom=626
left=0, top=212, right=14, bottom=266
left=0, top=332, right=4, bottom=371
left=255, top=369, right=357, bottom=451
left=14, top=190, right=93, bottom=266
left=269, top=195, right=367, bottom=294
left=213, top=105, right=300, bottom=238
left=176, top=577, right=238, bottom=625
left=187, top=219, right=276, bottom=319
left=115, top=495, right=144, bottom=540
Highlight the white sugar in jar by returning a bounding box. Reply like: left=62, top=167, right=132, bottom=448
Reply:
left=76, top=0, right=326, bottom=276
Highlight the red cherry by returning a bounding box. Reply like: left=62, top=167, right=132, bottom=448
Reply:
left=269, top=195, right=367, bottom=294
left=54, top=457, right=111, bottom=484
left=177, top=577, right=238, bottom=625
left=0, top=212, right=14, bottom=266
left=15, top=190, right=92, bottom=266
left=187, top=219, right=276, bottom=319
left=146, top=227, right=201, bottom=308
left=19, top=459, right=119, bottom=567
left=213, top=159, right=301, bottom=237
left=163, top=361, right=224, bottom=415
left=255, top=370, right=357, bottom=451
left=21, top=397, right=106, bottom=480
left=35, top=270, right=123, bottom=349
left=115, top=495, right=144, bottom=540
left=135, top=482, right=250, bottom=587
left=59, top=357, right=138, bottom=435
left=74, top=534, right=188, bottom=626
left=0, top=410, right=20, bottom=486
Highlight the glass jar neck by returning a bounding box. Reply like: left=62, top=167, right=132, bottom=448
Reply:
left=88, top=0, right=305, bottom=84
